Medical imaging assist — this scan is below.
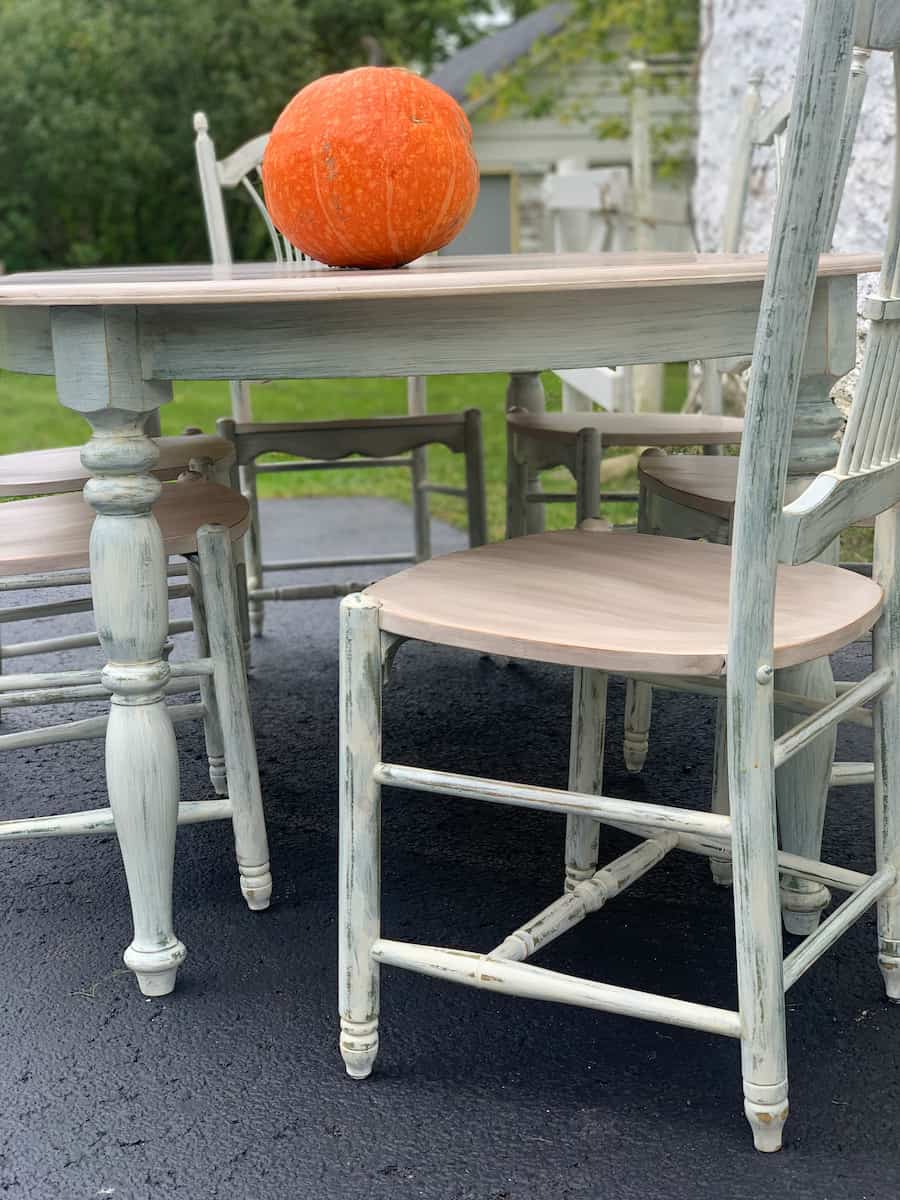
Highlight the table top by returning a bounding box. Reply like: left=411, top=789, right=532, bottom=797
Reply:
left=0, top=252, right=881, bottom=307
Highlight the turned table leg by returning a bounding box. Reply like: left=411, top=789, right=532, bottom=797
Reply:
left=52, top=307, right=186, bottom=996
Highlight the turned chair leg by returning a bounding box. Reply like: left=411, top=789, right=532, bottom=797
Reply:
left=338, top=594, right=383, bottom=1078
left=186, top=557, right=228, bottom=795
left=623, top=681, right=653, bottom=774
left=873, top=510, right=900, bottom=1001
left=729, top=675, right=789, bottom=1152
left=196, top=526, right=271, bottom=912
left=565, top=668, right=607, bottom=891
left=622, top=468, right=663, bottom=774
left=241, top=463, right=265, bottom=638
left=775, top=660, right=835, bottom=934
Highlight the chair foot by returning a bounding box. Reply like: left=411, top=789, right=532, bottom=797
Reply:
left=250, top=605, right=264, bottom=638
left=240, top=863, right=272, bottom=911
left=124, top=941, right=186, bottom=997
left=879, top=953, right=900, bottom=1001
left=781, top=883, right=829, bottom=936
left=340, top=1018, right=379, bottom=1079
left=744, top=1098, right=788, bottom=1153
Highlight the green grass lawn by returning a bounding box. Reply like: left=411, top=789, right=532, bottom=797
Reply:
left=0, top=366, right=690, bottom=542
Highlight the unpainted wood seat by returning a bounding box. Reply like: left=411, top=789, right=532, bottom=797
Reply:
left=639, top=453, right=740, bottom=518
left=1, top=479, right=249, bottom=577
left=507, top=410, right=744, bottom=447
left=0, top=434, right=233, bottom=498
left=365, top=528, right=883, bottom=676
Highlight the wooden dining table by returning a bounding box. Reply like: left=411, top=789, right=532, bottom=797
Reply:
left=0, top=251, right=879, bottom=989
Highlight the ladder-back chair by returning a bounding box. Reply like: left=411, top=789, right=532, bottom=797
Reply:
left=193, top=114, right=487, bottom=636
left=338, top=0, right=897, bottom=1150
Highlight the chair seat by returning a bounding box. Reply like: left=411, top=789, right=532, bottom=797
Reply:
left=365, top=529, right=882, bottom=676
left=1, top=480, right=249, bottom=577
left=507, top=411, right=744, bottom=447
left=639, top=454, right=740, bottom=518
left=0, top=435, right=233, bottom=498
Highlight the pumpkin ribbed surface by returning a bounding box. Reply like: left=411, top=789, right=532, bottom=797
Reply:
left=262, top=67, right=480, bottom=269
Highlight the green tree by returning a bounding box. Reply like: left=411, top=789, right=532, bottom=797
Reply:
left=469, top=1, right=699, bottom=175
left=0, top=0, right=493, bottom=272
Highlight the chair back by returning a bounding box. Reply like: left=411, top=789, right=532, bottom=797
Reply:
left=730, top=0, right=892, bottom=655
left=721, top=49, right=870, bottom=256
left=779, top=35, right=900, bottom=563
left=193, top=113, right=306, bottom=266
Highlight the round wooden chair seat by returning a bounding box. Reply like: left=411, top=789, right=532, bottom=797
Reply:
left=507, top=410, right=744, bottom=447
left=0, top=435, right=233, bottom=498
left=2, top=480, right=249, bottom=578
left=365, top=529, right=882, bottom=676
left=639, top=453, right=740, bottom=518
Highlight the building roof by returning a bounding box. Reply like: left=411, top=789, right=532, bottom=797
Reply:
left=428, top=3, right=572, bottom=104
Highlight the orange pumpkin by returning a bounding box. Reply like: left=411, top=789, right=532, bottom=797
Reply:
left=261, top=67, right=480, bottom=269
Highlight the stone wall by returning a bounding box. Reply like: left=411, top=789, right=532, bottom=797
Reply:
left=694, top=0, right=893, bottom=262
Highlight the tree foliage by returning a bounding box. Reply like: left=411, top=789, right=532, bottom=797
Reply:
left=0, top=0, right=493, bottom=271
left=469, top=1, right=699, bottom=175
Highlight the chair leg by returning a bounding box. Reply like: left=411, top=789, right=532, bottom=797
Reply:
left=728, top=675, right=789, bottom=1152
left=623, top=470, right=660, bottom=773
left=196, top=526, right=271, bottom=912
left=774, top=659, right=834, bottom=935
left=506, top=373, right=546, bottom=535
left=408, top=377, right=432, bottom=562
left=186, top=558, right=228, bottom=796
left=873, top=510, right=900, bottom=1001
left=565, top=669, right=607, bottom=891
left=463, top=409, right=488, bottom=547
left=708, top=699, right=733, bottom=886
left=506, top=426, right=530, bottom=540
left=338, top=594, right=383, bottom=1078
left=573, top=427, right=601, bottom=525
left=623, top=681, right=652, bottom=773
left=242, top=465, right=265, bottom=638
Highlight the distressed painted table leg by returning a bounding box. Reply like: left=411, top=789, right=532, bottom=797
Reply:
left=51, top=307, right=186, bottom=997
left=775, top=659, right=835, bottom=934
left=565, top=669, right=607, bottom=891
left=338, top=594, right=382, bottom=1078
left=506, top=373, right=546, bottom=536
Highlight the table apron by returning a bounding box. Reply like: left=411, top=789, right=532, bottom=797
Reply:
left=0, top=276, right=855, bottom=383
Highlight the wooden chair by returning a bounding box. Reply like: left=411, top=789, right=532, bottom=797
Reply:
left=338, top=0, right=898, bottom=1150
left=504, top=53, right=869, bottom=538
left=193, top=113, right=488, bottom=636
left=618, top=43, right=871, bottom=787
left=0, top=433, right=238, bottom=665
left=216, top=412, right=486, bottom=596
left=0, top=476, right=271, bottom=995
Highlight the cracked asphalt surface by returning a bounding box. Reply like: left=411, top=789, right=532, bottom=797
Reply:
left=1, top=498, right=898, bottom=1199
